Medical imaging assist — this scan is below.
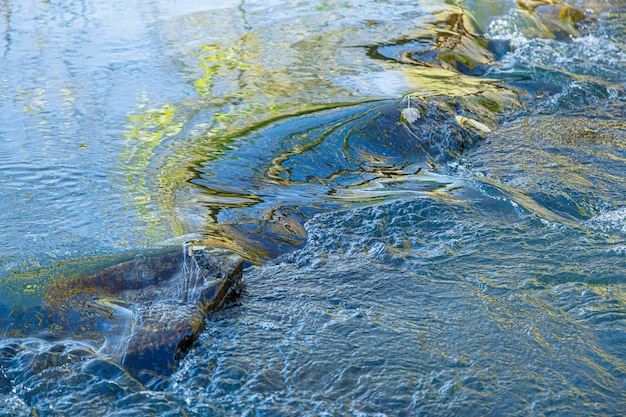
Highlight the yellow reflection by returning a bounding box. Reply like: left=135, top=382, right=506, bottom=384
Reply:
left=118, top=0, right=592, bottom=256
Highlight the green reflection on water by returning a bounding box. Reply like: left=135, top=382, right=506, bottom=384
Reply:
left=118, top=0, right=591, bottom=261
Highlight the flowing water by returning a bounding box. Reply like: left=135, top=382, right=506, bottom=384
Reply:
left=1, top=0, right=625, bottom=415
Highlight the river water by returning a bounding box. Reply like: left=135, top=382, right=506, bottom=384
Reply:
left=1, top=0, right=625, bottom=415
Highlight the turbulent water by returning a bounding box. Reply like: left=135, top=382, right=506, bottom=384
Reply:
left=1, top=0, right=625, bottom=415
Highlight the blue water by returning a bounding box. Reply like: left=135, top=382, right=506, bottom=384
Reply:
left=1, top=0, right=625, bottom=415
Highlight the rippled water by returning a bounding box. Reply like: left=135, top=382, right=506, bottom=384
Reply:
left=1, top=0, right=625, bottom=415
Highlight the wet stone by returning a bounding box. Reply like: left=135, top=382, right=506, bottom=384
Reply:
left=43, top=246, right=243, bottom=385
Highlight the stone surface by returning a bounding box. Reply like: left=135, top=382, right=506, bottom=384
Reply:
left=43, top=246, right=243, bottom=384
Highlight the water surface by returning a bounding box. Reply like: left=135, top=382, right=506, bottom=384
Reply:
left=1, top=0, right=625, bottom=415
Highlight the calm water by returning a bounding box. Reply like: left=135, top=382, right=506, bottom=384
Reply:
left=1, top=0, right=625, bottom=415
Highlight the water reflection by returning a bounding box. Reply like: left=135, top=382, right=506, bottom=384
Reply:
left=187, top=96, right=502, bottom=262
left=0, top=0, right=197, bottom=284
left=121, top=0, right=532, bottom=261
left=1, top=0, right=626, bottom=415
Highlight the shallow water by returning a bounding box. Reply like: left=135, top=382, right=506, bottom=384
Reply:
left=1, top=0, right=625, bottom=415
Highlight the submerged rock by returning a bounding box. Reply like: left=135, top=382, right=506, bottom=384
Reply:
left=43, top=245, right=243, bottom=384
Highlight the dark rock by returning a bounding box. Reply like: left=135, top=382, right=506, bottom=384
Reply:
left=43, top=246, right=243, bottom=384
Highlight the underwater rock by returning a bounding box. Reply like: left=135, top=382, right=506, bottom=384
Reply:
left=200, top=207, right=308, bottom=265
left=43, top=246, right=243, bottom=384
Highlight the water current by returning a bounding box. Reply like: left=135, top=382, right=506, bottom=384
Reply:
left=0, top=0, right=625, bottom=415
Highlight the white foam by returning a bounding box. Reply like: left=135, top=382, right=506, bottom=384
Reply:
left=487, top=14, right=529, bottom=49
left=608, top=245, right=626, bottom=255
left=583, top=208, right=626, bottom=234
left=572, top=35, right=626, bottom=65
left=257, top=321, right=281, bottom=331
